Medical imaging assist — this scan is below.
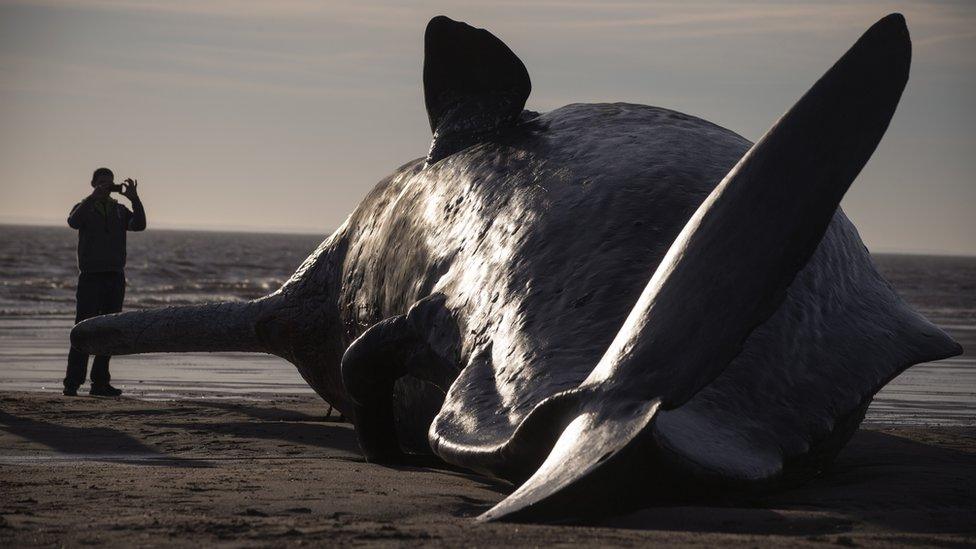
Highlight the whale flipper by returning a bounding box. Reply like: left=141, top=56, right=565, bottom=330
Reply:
left=423, top=15, right=531, bottom=164
left=341, top=294, right=460, bottom=462
left=480, top=13, right=919, bottom=522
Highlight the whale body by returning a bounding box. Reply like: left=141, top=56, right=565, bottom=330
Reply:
left=73, top=14, right=962, bottom=522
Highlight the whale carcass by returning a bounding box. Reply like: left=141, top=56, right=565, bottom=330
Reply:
left=73, top=13, right=962, bottom=522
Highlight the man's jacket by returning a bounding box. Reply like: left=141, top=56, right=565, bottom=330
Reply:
left=67, top=197, right=143, bottom=273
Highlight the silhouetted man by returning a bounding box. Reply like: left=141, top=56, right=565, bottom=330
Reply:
left=63, top=167, right=146, bottom=397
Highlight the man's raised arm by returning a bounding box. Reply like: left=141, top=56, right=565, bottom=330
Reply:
left=123, top=178, right=146, bottom=231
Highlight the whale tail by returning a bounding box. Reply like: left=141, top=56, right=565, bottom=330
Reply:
left=479, top=13, right=962, bottom=522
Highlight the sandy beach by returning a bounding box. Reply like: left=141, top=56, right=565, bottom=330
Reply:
left=1, top=391, right=973, bottom=547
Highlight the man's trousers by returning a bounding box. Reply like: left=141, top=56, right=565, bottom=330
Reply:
left=64, top=272, right=125, bottom=388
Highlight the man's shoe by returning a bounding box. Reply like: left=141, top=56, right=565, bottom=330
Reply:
left=63, top=386, right=79, bottom=397
left=89, top=384, right=123, bottom=397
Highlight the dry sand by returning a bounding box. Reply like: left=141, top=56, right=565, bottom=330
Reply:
left=1, top=391, right=974, bottom=547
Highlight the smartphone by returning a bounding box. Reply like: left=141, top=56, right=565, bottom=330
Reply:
left=110, top=184, right=124, bottom=193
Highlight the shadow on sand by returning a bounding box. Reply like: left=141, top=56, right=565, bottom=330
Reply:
left=598, top=429, right=976, bottom=536
left=148, top=418, right=363, bottom=456
left=189, top=399, right=342, bottom=423
left=0, top=410, right=209, bottom=467
left=150, top=400, right=511, bottom=494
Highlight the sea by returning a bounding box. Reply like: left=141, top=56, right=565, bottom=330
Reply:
left=0, top=224, right=973, bottom=425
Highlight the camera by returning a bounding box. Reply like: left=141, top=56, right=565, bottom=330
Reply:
left=110, top=184, right=124, bottom=193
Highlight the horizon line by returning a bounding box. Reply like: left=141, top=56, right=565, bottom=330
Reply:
left=2, top=220, right=973, bottom=259
left=0, top=218, right=328, bottom=237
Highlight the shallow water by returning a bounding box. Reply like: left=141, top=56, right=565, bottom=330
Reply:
left=0, top=224, right=972, bottom=424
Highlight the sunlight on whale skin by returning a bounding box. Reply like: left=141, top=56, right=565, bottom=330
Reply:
left=72, top=13, right=962, bottom=523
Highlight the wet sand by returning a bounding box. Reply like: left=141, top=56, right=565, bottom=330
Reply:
left=1, top=392, right=973, bottom=547
left=2, top=314, right=974, bottom=426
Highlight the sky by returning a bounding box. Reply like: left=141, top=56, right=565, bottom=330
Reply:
left=0, top=0, right=974, bottom=255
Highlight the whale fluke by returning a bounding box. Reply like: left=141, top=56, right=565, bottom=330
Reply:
left=423, top=15, right=531, bottom=164
left=481, top=13, right=915, bottom=522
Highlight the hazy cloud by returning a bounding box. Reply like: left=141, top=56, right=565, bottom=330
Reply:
left=1, top=0, right=973, bottom=253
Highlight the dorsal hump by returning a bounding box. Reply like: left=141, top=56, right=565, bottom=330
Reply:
left=423, top=15, right=531, bottom=164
